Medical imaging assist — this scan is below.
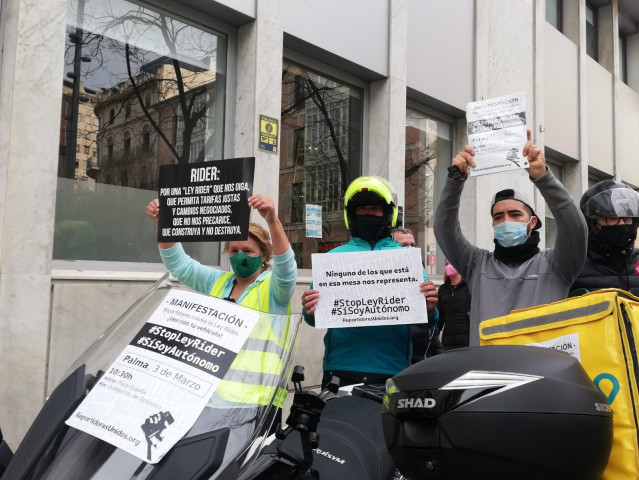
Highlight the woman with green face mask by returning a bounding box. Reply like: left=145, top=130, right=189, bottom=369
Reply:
left=146, top=194, right=296, bottom=315
left=147, top=194, right=296, bottom=426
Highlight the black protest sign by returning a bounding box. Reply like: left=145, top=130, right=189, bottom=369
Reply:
left=158, top=158, right=255, bottom=242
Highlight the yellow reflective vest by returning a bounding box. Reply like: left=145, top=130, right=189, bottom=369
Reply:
left=211, top=272, right=292, bottom=407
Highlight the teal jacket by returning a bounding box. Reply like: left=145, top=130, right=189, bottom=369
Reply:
left=303, top=236, right=436, bottom=376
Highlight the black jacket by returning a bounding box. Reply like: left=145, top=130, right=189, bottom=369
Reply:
left=437, top=280, right=472, bottom=350
left=572, top=240, right=639, bottom=296
left=410, top=324, right=444, bottom=364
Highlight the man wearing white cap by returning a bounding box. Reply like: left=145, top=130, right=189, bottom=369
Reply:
left=434, top=130, right=587, bottom=345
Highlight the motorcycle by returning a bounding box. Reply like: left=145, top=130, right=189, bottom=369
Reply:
left=0, top=276, right=399, bottom=480
left=0, top=276, right=615, bottom=479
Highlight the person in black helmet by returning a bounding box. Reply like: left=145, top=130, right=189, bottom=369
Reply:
left=301, top=176, right=439, bottom=388
left=571, top=180, right=639, bottom=295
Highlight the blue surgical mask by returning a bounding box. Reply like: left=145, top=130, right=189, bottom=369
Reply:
left=493, top=219, right=532, bottom=247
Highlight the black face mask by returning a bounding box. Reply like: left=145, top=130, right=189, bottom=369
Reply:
left=596, top=224, right=638, bottom=251
left=354, top=215, right=384, bottom=242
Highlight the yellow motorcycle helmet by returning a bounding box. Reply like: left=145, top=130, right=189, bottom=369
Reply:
left=343, top=176, right=399, bottom=235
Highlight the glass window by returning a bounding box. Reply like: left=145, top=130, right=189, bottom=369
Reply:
left=405, top=107, right=453, bottom=277
left=279, top=60, right=363, bottom=268
left=55, top=0, right=227, bottom=263
left=123, top=131, right=131, bottom=158
left=586, top=3, right=598, bottom=60
left=106, top=137, right=113, bottom=162
left=546, top=0, right=562, bottom=31
left=142, top=124, right=151, bottom=152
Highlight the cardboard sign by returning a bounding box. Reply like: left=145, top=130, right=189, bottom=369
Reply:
left=466, top=91, right=528, bottom=176
left=311, top=249, right=427, bottom=328
left=158, top=157, right=254, bottom=242
left=66, top=289, right=259, bottom=464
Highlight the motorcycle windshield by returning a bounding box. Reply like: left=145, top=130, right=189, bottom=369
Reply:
left=16, top=276, right=300, bottom=480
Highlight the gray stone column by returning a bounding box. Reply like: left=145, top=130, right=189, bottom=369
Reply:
left=0, top=0, right=67, bottom=448
left=577, top=0, right=591, bottom=188
left=473, top=0, right=538, bottom=249
left=565, top=0, right=589, bottom=197
left=598, top=2, right=615, bottom=74
left=368, top=0, right=407, bottom=204
left=233, top=2, right=284, bottom=207
left=612, top=0, right=621, bottom=181
left=563, top=0, right=580, bottom=45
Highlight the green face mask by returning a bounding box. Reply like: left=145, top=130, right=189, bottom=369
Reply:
left=230, top=252, right=263, bottom=278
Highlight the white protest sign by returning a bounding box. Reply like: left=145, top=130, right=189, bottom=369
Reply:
left=466, top=91, right=528, bottom=176
left=311, top=248, right=427, bottom=328
left=527, top=333, right=582, bottom=362
left=66, top=289, right=258, bottom=464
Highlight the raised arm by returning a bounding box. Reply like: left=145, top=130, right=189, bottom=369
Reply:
left=433, top=146, right=481, bottom=279
left=249, top=194, right=297, bottom=306
left=524, top=130, right=587, bottom=283
left=249, top=194, right=289, bottom=256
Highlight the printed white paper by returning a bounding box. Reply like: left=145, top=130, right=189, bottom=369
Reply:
left=312, top=248, right=427, bottom=328
left=305, top=204, right=322, bottom=238
left=66, top=289, right=259, bottom=463
left=466, top=91, right=528, bottom=176
left=527, top=333, right=581, bottom=362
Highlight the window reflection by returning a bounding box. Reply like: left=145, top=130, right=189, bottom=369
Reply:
left=55, top=0, right=227, bottom=263
left=279, top=61, right=363, bottom=268
left=405, top=108, right=452, bottom=277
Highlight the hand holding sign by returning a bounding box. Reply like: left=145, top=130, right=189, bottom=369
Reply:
left=301, top=289, right=320, bottom=317
left=451, top=145, right=476, bottom=179
left=420, top=280, right=438, bottom=312
left=248, top=194, right=276, bottom=224
left=147, top=199, right=160, bottom=226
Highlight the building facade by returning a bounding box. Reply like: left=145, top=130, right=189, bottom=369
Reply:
left=0, top=0, right=638, bottom=447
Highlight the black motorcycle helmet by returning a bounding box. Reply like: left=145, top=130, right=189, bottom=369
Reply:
left=382, top=345, right=613, bottom=480
left=580, top=180, right=639, bottom=252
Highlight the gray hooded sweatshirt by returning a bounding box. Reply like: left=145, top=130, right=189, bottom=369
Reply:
left=434, top=170, right=587, bottom=346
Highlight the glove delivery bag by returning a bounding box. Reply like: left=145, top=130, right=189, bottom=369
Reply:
left=479, top=289, right=639, bottom=479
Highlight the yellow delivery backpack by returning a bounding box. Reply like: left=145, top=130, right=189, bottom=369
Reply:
left=479, top=289, right=639, bottom=479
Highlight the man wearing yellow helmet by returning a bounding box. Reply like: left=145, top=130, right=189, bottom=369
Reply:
left=301, top=176, right=439, bottom=388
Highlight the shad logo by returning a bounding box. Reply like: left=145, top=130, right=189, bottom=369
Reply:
left=397, top=398, right=436, bottom=409
left=314, top=448, right=346, bottom=465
